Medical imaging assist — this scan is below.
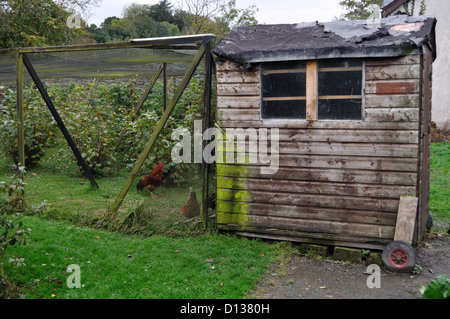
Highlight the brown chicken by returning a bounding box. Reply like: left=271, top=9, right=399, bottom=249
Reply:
left=136, top=162, right=164, bottom=197
left=182, top=188, right=200, bottom=219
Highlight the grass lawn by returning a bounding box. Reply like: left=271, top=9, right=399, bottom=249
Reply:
left=3, top=216, right=282, bottom=299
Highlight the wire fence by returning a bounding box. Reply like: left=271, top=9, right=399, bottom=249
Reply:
left=0, top=39, right=216, bottom=236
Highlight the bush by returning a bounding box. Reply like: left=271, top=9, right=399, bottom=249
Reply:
left=0, top=85, right=58, bottom=169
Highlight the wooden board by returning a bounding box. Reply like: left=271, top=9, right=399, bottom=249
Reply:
left=217, top=165, right=417, bottom=186
left=365, top=94, right=420, bottom=109
left=365, top=64, right=420, bottom=81
left=394, top=196, right=419, bottom=244
left=365, top=80, right=420, bottom=95
left=306, top=61, right=318, bottom=120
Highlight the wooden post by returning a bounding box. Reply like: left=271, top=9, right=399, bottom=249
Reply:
left=109, top=45, right=206, bottom=214
left=115, top=64, right=164, bottom=149
left=163, top=62, right=167, bottom=111
left=16, top=52, right=25, bottom=205
left=201, top=42, right=213, bottom=229
left=306, top=60, right=318, bottom=121
left=22, top=54, right=99, bottom=189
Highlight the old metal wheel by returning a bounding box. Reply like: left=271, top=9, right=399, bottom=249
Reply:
left=382, top=241, right=417, bottom=273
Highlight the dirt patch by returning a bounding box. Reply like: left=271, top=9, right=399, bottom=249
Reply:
left=252, top=234, right=450, bottom=299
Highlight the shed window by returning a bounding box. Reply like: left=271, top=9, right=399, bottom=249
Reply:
left=261, top=59, right=363, bottom=120
left=261, top=61, right=307, bottom=120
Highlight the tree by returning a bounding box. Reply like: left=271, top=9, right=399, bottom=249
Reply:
left=173, top=0, right=258, bottom=36
left=339, top=0, right=383, bottom=20
left=54, top=0, right=102, bottom=19
left=174, top=0, right=224, bottom=34
left=215, top=0, right=258, bottom=36
left=149, top=0, right=174, bottom=23
left=0, top=0, right=94, bottom=48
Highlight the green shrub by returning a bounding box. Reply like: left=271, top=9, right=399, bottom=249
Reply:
left=0, top=85, right=58, bottom=168
left=1, top=75, right=209, bottom=178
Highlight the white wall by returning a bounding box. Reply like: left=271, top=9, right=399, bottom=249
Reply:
left=387, top=0, right=450, bottom=129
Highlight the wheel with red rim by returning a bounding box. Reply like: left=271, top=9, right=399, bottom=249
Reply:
left=382, top=241, right=416, bottom=273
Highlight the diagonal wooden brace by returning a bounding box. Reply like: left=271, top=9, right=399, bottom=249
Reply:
left=22, top=53, right=99, bottom=189
left=109, top=45, right=206, bottom=215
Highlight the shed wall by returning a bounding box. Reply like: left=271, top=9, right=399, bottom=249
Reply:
left=216, top=55, right=423, bottom=250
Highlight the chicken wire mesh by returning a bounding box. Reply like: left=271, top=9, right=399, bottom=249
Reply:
left=0, top=38, right=217, bottom=235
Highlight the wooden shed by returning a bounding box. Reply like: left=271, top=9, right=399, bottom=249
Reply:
left=212, top=15, right=437, bottom=250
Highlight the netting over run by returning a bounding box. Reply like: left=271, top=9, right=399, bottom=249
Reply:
left=0, top=36, right=212, bottom=81
left=0, top=35, right=216, bottom=235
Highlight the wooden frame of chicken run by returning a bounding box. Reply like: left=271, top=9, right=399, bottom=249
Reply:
left=211, top=16, right=437, bottom=250
left=5, top=34, right=215, bottom=227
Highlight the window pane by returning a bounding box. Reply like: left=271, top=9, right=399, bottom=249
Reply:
left=318, top=99, right=362, bottom=120
left=262, top=100, right=306, bottom=120
left=319, top=71, right=362, bottom=96
left=262, top=72, right=306, bottom=97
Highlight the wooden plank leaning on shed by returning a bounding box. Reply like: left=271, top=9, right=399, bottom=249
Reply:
left=215, top=54, right=424, bottom=249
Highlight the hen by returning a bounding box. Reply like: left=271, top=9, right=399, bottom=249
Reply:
left=182, top=188, right=200, bottom=219
left=136, top=162, right=164, bottom=197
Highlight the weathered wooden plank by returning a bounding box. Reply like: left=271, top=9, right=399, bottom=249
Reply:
left=217, top=177, right=417, bottom=199
left=218, top=108, right=260, bottom=120
left=217, top=189, right=400, bottom=212
left=217, top=213, right=395, bottom=240
left=217, top=165, right=417, bottom=186
left=218, top=154, right=417, bottom=172
left=365, top=94, right=420, bottom=109
left=233, top=228, right=391, bottom=250
left=217, top=127, right=418, bottom=144
left=365, top=80, right=420, bottom=95
left=274, top=129, right=418, bottom=144
left=365, top=55, right=421, bottom=66
left=306, top=60, right=318, bottom=120
left=394, top=196, right=418, bottom=244
left=365, top=64, right=421, bottom=80
left=216, top=202, right=397, bottom=225
left=216, top=70, right=260, bottom=83
left=365, top=108, right=420, bottom=122
left=217, top=120, right=419, bottom=131
left=217, top=82, right=260, bottom=96
left=217, top=96, right=260, bottom=109
left=216, top=60, right=259, bottom=72
left=219, top=141, right=419, bottom=158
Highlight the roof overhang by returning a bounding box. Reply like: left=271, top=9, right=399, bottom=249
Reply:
left=212, top=16, right=437, bottom=65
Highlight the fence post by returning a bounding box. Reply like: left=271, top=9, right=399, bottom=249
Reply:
left=16, top=51, right=25, bottom=206
left=201, top=42, right=213, bottom=229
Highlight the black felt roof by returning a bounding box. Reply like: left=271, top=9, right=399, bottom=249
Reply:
left=212, top=15, right=437, bottom=64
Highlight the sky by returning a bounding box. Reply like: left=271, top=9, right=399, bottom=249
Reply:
left=85, top=0, right=346, bottom=26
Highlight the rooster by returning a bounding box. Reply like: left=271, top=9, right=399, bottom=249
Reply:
left=136, top=162, right=165, bottom=197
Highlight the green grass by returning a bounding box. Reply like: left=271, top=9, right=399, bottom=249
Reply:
left=430, top=142, right=450, bottom=227
left=3, top=216, right=282, bottom=299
